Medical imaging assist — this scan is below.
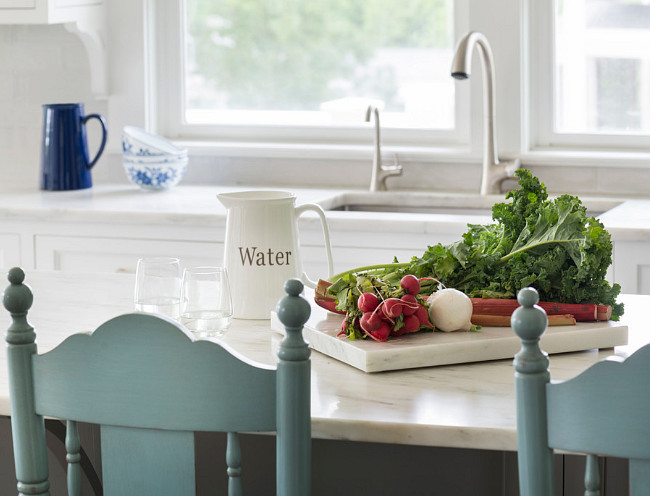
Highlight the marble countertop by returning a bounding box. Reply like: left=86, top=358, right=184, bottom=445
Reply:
left=0, top=270, right=647, bottom=451
left=0, top=183, right=648, bottom=238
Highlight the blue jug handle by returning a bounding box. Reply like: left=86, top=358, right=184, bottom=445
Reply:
left=82, top=113, right=108, bottom=169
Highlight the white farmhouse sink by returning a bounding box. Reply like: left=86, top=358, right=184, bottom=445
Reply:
left=318, top=191, right=622, bottom=218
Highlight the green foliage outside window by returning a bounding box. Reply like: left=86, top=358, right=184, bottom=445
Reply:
left=186, top=0, right=451, bottom=111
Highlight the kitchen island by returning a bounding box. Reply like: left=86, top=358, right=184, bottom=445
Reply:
left=0, top=270, right=644, bottom=495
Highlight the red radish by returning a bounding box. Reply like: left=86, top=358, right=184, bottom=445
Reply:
left=370, top=322, right=391, bottom=341
left=360, top=311, right=381, bottom=333
left=382, top=298, right=403, bottom=319
left=357, top=292, right=379, bottom=313
left=337, top=317, right=349, bottom=337
left=400, top=274, right=421, bottom=295
left=415, top=304, right=434, bottom=327
left=402, top=314, right=420, bottom=333
left=392, top=326, right=408, bottom=337
left=400, top=294, right=418, bottom=316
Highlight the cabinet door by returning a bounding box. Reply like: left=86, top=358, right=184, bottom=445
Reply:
left=0, top=1, right=35, bottom=7
left=0, top=234, right=21, bottom=269
left=613, top=241, right=650, bottom=295
left=35, top=235, right=223, bottom=273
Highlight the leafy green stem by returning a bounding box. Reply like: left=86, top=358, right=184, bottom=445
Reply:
left=327, top=262, right=410, bottom=283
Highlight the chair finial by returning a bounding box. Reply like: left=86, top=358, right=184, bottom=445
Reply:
left=276, top=279, right=311, bottom=329
left=3, top=267, right=33, bottom=315
left=511, top=287, right=547, bottom=341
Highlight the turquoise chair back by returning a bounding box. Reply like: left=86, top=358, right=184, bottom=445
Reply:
left=512, top=287, right=650, bottom=496
left=3, top=268, right=311, bottom=496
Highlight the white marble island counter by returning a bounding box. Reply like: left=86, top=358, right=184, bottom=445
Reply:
left=0, top=270, right=646, bottom=453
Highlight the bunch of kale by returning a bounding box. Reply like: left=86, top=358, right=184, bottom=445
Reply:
left=404, top=169, right=623, bottom=319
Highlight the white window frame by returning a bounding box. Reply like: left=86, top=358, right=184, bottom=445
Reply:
left=149, top=0, right=472, bottom=161
left=149, top=0, right=650, bottom=169
left=527, top=0, right=650, bottom=160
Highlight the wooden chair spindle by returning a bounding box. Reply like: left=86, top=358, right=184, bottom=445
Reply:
left=226, top=431, right=242, bottom=496
left=584, top=454, right=601, bottom=496
left=276, top=279, right=312, bottom=496
left=512, top=287, right=553, bottom=496
left=3, top=267, right=51, bottom=496
left=65, top=420, right=82, bottom=496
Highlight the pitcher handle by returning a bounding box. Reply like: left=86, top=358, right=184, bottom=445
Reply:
left=81, top=114, right=108, bottom=169
left=295, top=203, right=334, bottom=288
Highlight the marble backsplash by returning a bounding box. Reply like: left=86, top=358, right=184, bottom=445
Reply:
left=88, top=151, right=650, bottom=199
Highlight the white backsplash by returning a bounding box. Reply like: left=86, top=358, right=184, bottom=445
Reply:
left=0, top=24, right=105, bottom=187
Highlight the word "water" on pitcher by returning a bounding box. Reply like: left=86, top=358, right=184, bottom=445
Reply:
left=238, top=247, right=293, bottom=266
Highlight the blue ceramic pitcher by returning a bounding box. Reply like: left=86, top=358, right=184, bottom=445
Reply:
left=40, top=103, right=108, bottom=191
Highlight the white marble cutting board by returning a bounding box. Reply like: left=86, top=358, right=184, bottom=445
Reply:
left=270, top=304, right=629, bottom=373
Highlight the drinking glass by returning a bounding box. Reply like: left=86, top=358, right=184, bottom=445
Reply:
left=134, top=257, right=182, bottom=320
left=180, top=266, right=233, bottom=339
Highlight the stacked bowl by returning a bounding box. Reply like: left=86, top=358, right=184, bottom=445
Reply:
left=122, top=126, right=188, bottom=190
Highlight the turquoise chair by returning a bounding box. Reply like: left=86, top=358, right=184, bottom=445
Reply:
left=513, top=287, right=649, bottom=496
left=3, top=267, right=311, bottom=496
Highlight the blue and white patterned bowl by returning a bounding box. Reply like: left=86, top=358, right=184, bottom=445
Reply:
left=122, top=126, right=188, bottom=157
left=123, top=157, right=188, bottom=190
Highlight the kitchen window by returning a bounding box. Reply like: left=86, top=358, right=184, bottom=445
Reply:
left=152, top=0, right=468, bottom=154
left=529, top=0, right=650, bottom=155
left=152, top=0, right=650, bottom=164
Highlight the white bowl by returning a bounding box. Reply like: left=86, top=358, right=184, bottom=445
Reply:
left=123, top=157, right=188, bottom=190
left=122, top=126, right=188, bottom=157
left=123, top=153, right=188, bottom=165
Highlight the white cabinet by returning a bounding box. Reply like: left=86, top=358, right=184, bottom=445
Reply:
left=0, top=233, right=21, bottom=269
left=35, top=236, right=223, bottom=273
left=613, top=241, right=650, bottom=295
left=0, top=0, right=102, bottom=24
left=0, top=1, right=35, bottom=7
left=0, top=0, right=107, bottom=98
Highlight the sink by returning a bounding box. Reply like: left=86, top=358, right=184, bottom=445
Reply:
left=319, top=191, right=623, bottom=218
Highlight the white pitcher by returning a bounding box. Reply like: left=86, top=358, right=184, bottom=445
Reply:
left=218, top=190, right=334, bottom=319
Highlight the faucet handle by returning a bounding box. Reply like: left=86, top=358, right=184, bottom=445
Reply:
left=382, top=153, right=403, bottom=174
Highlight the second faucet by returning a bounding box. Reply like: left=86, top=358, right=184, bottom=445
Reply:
left=366, top=106, right=402, bottom=192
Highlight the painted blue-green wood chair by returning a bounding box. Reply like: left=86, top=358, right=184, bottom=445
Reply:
left=513, top=287, right=649, bottom=496
left=3, top=267, right=311, bottom=496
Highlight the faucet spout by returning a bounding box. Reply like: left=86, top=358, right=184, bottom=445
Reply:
left=366, top=106, right=402, bottom=192
left=451, top=31, right=517, bottom=195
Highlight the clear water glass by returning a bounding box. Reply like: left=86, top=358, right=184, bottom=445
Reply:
left=181, top=266, right=233, bottom=339
left=134, top=257, right=182, bottom=320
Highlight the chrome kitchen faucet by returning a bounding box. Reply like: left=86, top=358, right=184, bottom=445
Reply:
left=451, top=31, right=519, bottom=195
left=366, top=106, right=402, bottom=192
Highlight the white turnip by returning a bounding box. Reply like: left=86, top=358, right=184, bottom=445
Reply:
left=426, top=288, right=473, bottom=332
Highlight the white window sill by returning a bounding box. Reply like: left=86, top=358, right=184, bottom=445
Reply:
left=172, top=138, right=650, bottom=167
left=175, top=140, right=475, bottom=164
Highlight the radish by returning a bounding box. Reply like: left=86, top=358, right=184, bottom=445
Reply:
left=370, top=322, right=391, bottom=341
left=400, top=294, right=418, bottom=316
left=360, top=311, right=381, bottom=333
left=415, top=304, right=434, bottom=328
left=400, top=274, right=420, bottom=295
left=402, top=314, right=420, bottom=333
left=358, top=292, right=379, bottom=313
left=381, top=298, right=403, bottom=319
left=426, top=288, right=473, bottom=332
